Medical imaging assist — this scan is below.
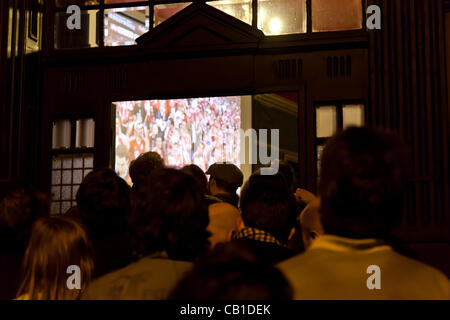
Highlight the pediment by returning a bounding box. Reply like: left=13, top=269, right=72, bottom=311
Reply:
left=136, top=2, right=264, bottom=53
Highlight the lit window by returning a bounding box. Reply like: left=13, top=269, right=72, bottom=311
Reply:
left=312, top=0, right=362, bottom=32
left=154, top=2, right=192, bottom=27
left=207, top=0, right=252, bottom=25
left=104, top=6, right=149, bottom=46
left=343, top=104, right=364, bottom=129
left=258, top=0, right=307, bottom=35
left=51, top=154, right=94, bottom=215
left=316, top=106, right=337, bottom=138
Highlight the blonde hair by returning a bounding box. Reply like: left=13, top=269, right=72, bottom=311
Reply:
left=17, top=216, right=94, bottom=300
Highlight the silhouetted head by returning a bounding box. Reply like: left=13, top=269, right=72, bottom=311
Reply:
left=239, top=174, right=297, bottom=243
left=170, top=242, right=293, bottom=300
left=319, top=126, right=411, bottom=239
left=76, top=168, right=131, bottom=237
left=131, top=168, right=210, bottom=261
left=181, top=164, right=207, bottom=195
left=129, top=151, right=164, bottom=189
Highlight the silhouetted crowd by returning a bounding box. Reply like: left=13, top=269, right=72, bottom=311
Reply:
left=0, top=127, right=448, bottom=300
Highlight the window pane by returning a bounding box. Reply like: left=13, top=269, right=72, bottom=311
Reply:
left=317, top=144, right=324, bottom=176
left=62, top=170, right=72, bottom=184
left=312, top=0, right=362, bottom=32
left=258, top=0, right=307, bottom=35
left=154, top=3, right=192, bottom=27
left=105, top=6, right=149, bottom=46
left=207, top=0, right=252, bottom=25
left=61, top=202, right=72, bottom=214
left=343, top=104, right=364, bottom=129
left=52, top=170, right=62, bottom=185
left=316, top=106, right=337, bottom=138
left=52, top=120, right=71, bottom=149
left=55, top=10, right=99, bottom=49
left=76, top=118, right=95, bottom=148
left=55, top=1, right=100, bottom=8
left=51, top=202, right=61, bottom=215
left=105, top=0, right=143, bottom=4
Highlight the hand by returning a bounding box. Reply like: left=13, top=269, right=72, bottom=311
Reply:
left=295, top=188, right=318, bottom=205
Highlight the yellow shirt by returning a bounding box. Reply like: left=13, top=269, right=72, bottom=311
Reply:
left=277, top=235, right=449, bottom=300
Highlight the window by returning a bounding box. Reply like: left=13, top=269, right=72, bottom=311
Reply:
left=51, top=118, right=95, bottom=214
left=312, top=0, right=363, bottom=32
left=258, top=0, right=306, bottom=35
left=51, top=0, right=365, bottom=49
left=315, top=102, right=365, bottom=177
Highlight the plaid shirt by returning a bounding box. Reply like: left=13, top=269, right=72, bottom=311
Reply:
left=232, top=227, right=287, bottom=247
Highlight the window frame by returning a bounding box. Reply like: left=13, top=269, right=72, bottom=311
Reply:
left=314, top=100, right=366, bottom=177
left=46, top=0, right=367, bottom=50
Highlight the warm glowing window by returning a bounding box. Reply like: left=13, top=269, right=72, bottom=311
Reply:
left=52, top=0, right=365, bottom=49
left=312, top=0, right=363, bottom=32
left=258, top=0, right=307, bottom=35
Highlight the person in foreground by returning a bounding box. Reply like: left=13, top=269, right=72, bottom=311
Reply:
left=170, top=242, right=292, bottom=300
left=16, top=216, right=93, bottom=300
left=82, top=168, right=210, bottom=300
left=277, top=126, right=449, bottom=300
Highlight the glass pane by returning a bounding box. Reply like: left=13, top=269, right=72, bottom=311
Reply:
left=51, top=202, right=61, bottom=215
left=154, top=3, right=192, bottom=27
left=52, top=158, right=62, bottom=169
left=76, top=118, right=95, bottom=148
left=317, top=144, right=324, bottom=176
left=84, top=155, right=94, bottom=168
left=207, top=0, right=252, bottom=25
left=51, top=187, right=61, bottom=201
left=343, top=104, right=364, bottom=129
left=61, top=202, right=72, bottom=214
left=73, top=157, right=83, bottom=168
left=105, top=0, right=143, bottom=3
left=52, top=170, right=61, bottom=185
left=312, top=0, right=362, bottom=32
left=62, top=170, right=72, bottom=184
left=52, top=120, right=71, bottom=149
left=55, top=10, right=99, bottom=49
left=73, top=185, right=80, bottom=199
left=62, top=186, right=72, bottom=200
left=104, top=6, right=149, bottom=47
left=316, top=106, right=337, bottom=138
left=73, top=170, right=83, bottom=184
left=258, top=0, right=307, bottom=35
left=62, top=156, right=73, bottom=169
left=84, top=169, right=92, bottom=178
left=55, top=1, right=100, bottom=8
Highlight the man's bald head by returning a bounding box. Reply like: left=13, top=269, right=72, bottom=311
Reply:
left=208, top=202, right=242, bottom=248
left=299, top=198, right=324, bottom=250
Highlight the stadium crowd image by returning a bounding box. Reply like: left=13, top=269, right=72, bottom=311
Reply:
left=0, top=0, right=449, bottom=301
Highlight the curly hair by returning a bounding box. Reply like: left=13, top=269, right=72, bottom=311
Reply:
left=131, top=168, right=210, bottom=261
left=76, top=168, right=131, bottom=237
left=129, top=151, right=164, bottom=189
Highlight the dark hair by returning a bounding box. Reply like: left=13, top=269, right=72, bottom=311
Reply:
left=211, top=177, right=239, bottom=206
left=170, top=242, right=292, bottom=300
left=239, top=174, right=297, bottom=242
left=181, top=164, right=207, bottom=195
left=76, top=168, right=131, bottom=237
left=267, top=160, right=297, bottom=193
left=319, top=126, right=411, bottom=239
left=131, top=168, right=210, bottom=261
left=129, top=151, right=164, bottom=189
left=0, top=182, right=50, bottom=249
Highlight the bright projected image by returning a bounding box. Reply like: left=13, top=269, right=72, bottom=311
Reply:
left=114, top=97, right=249, bottom=184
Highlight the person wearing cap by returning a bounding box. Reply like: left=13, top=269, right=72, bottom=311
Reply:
left=205, top=163, right=243, bottom=207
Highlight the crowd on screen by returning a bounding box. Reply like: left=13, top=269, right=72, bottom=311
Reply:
left=115, top=97, right=241, bottom=184
left=0, top=126, right=448, bottom=300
